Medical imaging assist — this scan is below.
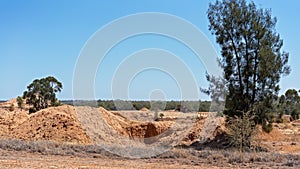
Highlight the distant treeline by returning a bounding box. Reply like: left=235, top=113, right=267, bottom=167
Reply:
left=61, top=100, right=213, bottom=112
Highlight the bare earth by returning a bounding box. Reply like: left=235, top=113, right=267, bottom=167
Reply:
left=0, top=149, right=221, bottom=169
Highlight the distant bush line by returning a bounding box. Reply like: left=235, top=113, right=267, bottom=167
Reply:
left=61, top=100, right=213, bottom=112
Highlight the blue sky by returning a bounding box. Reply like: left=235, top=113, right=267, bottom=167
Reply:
left=0, top=0, right=299, bottom=100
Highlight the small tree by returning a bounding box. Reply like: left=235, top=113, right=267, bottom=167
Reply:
left=23, top=76, right=63, bottom=113
left=17, top=96, right=24, bottom=110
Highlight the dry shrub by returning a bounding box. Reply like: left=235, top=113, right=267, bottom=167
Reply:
left=227, top=111, right=259, bottom=152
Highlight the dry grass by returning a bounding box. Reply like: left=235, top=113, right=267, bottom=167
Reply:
left=0, top=139, right=299, bottom=168
left=0, top=139, right=112, bottom=157
left=157, top=147, right=300, bottom=168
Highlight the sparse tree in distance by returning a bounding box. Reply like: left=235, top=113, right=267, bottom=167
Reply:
left=23, top=76, right=63, bottom=113
left=277, top=89, right=300, bottom=121
left=207, top=0, right=290, bottom=131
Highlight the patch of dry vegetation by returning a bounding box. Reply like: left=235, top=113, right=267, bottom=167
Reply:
left=0, top=139, right=112, bottom=157
left=0, top=139, right=298, bottom=168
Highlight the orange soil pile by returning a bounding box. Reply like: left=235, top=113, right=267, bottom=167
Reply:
left=180, top=117, right=207, bottom=145
left=102, top=107, right=172, bottom=138
left=258, top=123, right=300, bottom=142
left=77, top=107, right=173, bottom=141
left=182, top=114, right=227, bottom=147
left=1, top=105, right=92, bottom=144
left=0, top=99, right=29, bottom=137
left=1, top=99, right=173, bottom=145
left=0, top=111, right=28, bottom=136
left=257, top=123, right=300, bottom=154
left=258, top=126, right=288, bottom=142
left=12, top=105, right=92, bottom=144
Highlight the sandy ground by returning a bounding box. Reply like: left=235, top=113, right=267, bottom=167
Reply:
left=1, top=147, right=300, bottom=169
left=0, top=149, right=226, bottom=169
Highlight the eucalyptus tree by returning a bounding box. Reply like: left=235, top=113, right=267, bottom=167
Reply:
left=23, top=76, right=63, bottom=113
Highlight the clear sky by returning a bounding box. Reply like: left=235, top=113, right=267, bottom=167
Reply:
left=0, top=0, right=299, bottom=100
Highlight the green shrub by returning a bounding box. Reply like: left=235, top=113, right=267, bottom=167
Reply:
left=17, top=96, right=24, bottom=110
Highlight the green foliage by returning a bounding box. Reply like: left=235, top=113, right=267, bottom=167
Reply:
left=252, top=97, right=276, bottom=125
left=113, top=100, right=135, bottom=110
left=52, top=99, right=62, bottom=107
left=16, top=96, right=24, bottom=110
left=17, top=96, right=24, bottom=109
left=276, top=89, right=300, bottom=121
left=207, top=0, right=290, bottom=132
left=291, top=110, right=300, bottom=121
left=23, top=76, right=63, bottom=113
left=94, top=100, right=212, bottom=112
left=199, top=101, right=211, bottom=112
left=165, top=101, right=177, bottom=110
left=285, top=89, right=300, bottom=104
